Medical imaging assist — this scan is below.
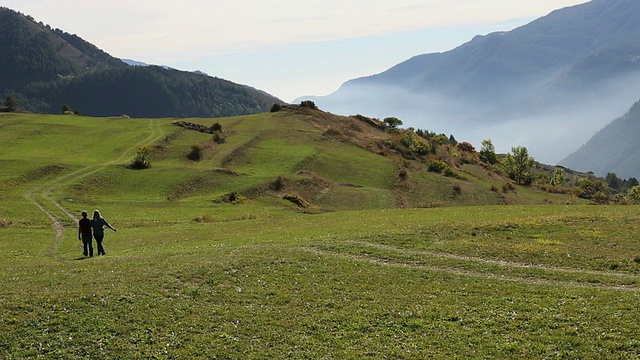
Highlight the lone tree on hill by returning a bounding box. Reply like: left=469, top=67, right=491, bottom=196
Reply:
left=300, top=101, right=318, bottom=110
left=383, top=117, right=403, bottom=128
left=502, top=146, right=534, bottom=185
left=3, top=96, right=17, bottom=112
left=479, top=139, right=497, bottom=164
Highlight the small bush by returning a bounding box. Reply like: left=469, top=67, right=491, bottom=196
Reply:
left=270, top=103, right=282, bottom=112
left=187, top=145, right=203, bottom=161
left=210, top=123, right=223, bottom=132
left=428, top=160, right=449, bottom=174
left=300, top=101, right=318, bottom=110
left=213, top=132, right=226, bottom=144
left=456, top=142, right=476, bottom=153
left=130, top=146, right=152, bottom=169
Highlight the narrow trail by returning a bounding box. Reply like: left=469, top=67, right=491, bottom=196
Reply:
left=301, top=241, right=640, bottom=293
left=25, top=119, right=165, bottom=259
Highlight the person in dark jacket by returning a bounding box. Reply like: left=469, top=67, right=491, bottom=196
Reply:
left=78, top=211, right=93, bottom=257
left=91, top=210, right=116, bottom=256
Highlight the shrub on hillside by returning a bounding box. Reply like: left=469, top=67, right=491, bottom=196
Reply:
left=187, top=145, right=202, bottom=161
left=456, top=142, right=476, bottom=153
left=300, top=101, right=318, bottom=110
left=401, top=132, right=430, bottom=155
left=270, top=103, right=282, bottom=112
left=213, top=132, right=226, bottom=144
left=130, top=146, right=152, bottom=169
left=428, top=160, right=454, bottom=177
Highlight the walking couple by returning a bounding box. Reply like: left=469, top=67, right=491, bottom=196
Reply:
left=78, top=210, right=117, bottom=257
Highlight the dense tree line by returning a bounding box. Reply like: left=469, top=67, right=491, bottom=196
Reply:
left=12, top=66, right=277, bottom=117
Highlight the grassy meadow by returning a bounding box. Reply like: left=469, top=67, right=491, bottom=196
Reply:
left=1, top=112, right=640, bottom=358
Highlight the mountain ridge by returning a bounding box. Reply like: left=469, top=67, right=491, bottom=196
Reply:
left=299, top=0, right=640, bottom=165
left=0, top=7, right=281, bottom=117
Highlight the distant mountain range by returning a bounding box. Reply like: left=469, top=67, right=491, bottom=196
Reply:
left=0, top=7, right=281, bottom=117
left=299, top=0, right=640, bottom=169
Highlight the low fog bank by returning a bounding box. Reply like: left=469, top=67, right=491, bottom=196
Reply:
left=308, top=73, right=640, bottom=168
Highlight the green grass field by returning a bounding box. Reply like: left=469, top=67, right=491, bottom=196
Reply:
left=1, top=113, right=639, bottom=358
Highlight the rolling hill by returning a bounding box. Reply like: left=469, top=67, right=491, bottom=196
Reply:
left=299, top=0, right=640, bottom=165
left=0, top=107, right=598, bottom=215
left=0, top=7, right=281, bottom=117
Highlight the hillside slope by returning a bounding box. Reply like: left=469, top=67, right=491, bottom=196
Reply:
left=0, top=109, right=588, bottom=220
left=0, top=7, right=281, bottom=117
left=300, top=0, right=640, bottom=164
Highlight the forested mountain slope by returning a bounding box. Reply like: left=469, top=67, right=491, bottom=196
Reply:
left=0, top=7, right=281, bottom=117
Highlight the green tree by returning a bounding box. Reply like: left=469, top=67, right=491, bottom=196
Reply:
left=606, top=172, right=622, bottom=189
left=383, top=117, right=403, bottom=128
left=626, top=185, right=640, bottom=204
left=3, top=96, right=17, bottom=111
left=502, top=146, right=534, bottom=185
left=61, top=104, right=71, bottom=114
left=479, top=139, right=497, bottom=164
left=550, top=169, right=566, bottom=186
left=300, top=100, right=318, bottom=110
left=576, top=178, right=607, bottom=201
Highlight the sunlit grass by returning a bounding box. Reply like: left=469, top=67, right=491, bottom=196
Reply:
left=1, top=114, right=639, bottom=358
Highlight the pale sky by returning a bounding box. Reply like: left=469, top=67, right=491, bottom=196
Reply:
left=5, top=1, right=588, bottom=102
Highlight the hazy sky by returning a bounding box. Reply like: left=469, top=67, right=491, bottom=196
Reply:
left=5, top=1, right=588, bottom=102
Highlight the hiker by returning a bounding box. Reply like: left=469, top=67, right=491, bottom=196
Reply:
left=78, top=210, right=93, bottom=257
left=91, top=209, right=116, bottom=256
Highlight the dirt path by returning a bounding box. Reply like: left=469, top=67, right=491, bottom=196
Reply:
left=302, top=241, right=640, bottom=293
left=25, top=119, right=164, bottom=258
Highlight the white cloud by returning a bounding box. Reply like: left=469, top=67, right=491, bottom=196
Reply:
left=2, top=0, right=589, bottom=100
left=6, top=0, right=588, bottom=57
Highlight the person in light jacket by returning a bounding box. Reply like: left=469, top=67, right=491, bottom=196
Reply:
left=91, top=210, right=116, bottom=255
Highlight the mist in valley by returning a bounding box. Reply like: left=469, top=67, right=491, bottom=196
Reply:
left=308, top=70, right=640, bottom=169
